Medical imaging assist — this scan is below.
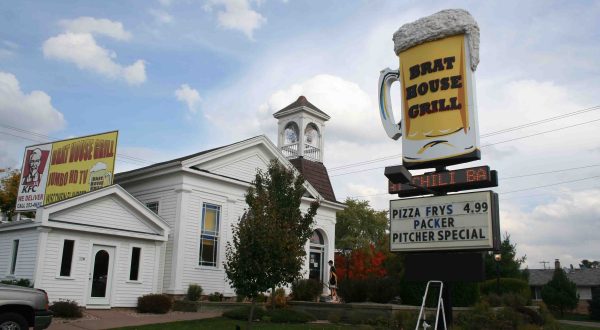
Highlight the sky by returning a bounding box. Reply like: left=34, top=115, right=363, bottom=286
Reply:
left=1, top=0, right=599, bottom=269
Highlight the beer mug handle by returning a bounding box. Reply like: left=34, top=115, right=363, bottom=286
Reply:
left=378, top=68, right=402, bottom=140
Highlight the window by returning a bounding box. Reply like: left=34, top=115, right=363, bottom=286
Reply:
left=146, top=201, right=159, bottom=214
left=129, top=247, right=141, bottom=281
left=199, top=203, right=220, bottom=267
left=10, top=240, right=19, bottom=275
left=60, top=239, right=75, bottom=277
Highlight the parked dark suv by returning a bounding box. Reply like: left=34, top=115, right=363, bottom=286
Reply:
left=0, top=284, right=53, bottom=330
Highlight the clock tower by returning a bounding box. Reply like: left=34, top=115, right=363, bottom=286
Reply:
left=273, top=96, right=330, bottom=163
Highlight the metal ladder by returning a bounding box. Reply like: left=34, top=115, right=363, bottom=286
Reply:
left=415, top=281, right=447, bottom=330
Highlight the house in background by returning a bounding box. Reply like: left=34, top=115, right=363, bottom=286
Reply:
left=529, top=259, right=600, bottom=314
left=0, top=96, right=345, bottom=308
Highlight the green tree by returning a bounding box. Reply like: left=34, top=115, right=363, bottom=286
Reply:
left=580, top=259, right=600, bottom=269
left=224, top=160, right=319, bottom=329
left=0, top=169, right=21, bottom=219
left=541, top=268, right=579, bottom=317
left=485, top=233, right=528, bottom=280
left=335, top=198, right=387, bottom=250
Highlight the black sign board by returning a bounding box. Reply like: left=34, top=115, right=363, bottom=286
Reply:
left=389, top=165, right=498, bottom=197
left=404, top=252, right=485, bottom=282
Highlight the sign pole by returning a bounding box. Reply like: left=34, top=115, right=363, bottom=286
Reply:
left=431, top=171, right=453, bottom=329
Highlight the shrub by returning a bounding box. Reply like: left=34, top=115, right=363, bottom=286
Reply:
left=137, top=294, right=172, bottom=314
left=368, top=277, right=398, bottom=303
left=256, top=293, right=268, bottom=303
left=1, top=278, right=32, bottom=287
left=186, top=284, right=202, bottom=301
left=268, top=308, right=316, bottom=323
left=537, top=302, right=560, bottom=329
left=542, top=268, right=579, bottom=316
left=516, top=306, right=544, bottom=325
left=327, top=311, right=343, bottom=323
left=392, top=310, right=418, bottom=330
left=451, top=281, right=480, bottom=307
left=49, top=300, right=82, bottom=318
left=236, top=294, right=246, bottom=302
left=480, top=278, right=531, bottom=301
left=271, top=287, right=287, bottom=308
left=208, top=291, right=224, bottom=302
left=173, top=300, right=198, bottom=312
left=291, top=279, right=322, bottom=301
left=590, top=287, right=600, bottom=320
left=223, top=306, right=266, bottom=321
left=338, top=278, right=368, bottom=303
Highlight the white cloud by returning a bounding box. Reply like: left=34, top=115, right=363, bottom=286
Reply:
left=500, top=188, right=600, bottom=268
left=43, top=18, right=146, bottom=85
left=204, top=0, right=266, bottom=39
left=258, top=74, right=382, bottom=144
left=175, top=84, right=202, bottom=114
left=0, top=72, right=66, bottom=168
left=59, top=17, right=132, bottom=41
left=158, top=0, right=173, bottom=6
left=149, top=8, right=174, bottom=24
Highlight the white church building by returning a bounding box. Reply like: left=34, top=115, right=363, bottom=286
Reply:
left=0, top=97, right=344, bottom=308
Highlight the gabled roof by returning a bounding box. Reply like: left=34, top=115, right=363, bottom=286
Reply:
left=272, top=96, right=330, bottom=121
left=529, top=268, right=600, bottom=286
left=115, top=135, right=334, bottom=204
left=289, top=157, right=337, bottom=202
left=116, top=136, right=260, bottom=180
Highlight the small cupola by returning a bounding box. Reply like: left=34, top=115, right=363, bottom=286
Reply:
left=273, top=96, right=330, bottom=162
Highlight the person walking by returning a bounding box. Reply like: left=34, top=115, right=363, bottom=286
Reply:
left=328, top=260, right=338, bottom=302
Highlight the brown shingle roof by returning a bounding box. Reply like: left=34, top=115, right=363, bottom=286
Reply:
left=529, top=268, right=600, bottom=286
left=289, top=157, right=337, bottom=202
left=273, top=96, right=330, bottom=120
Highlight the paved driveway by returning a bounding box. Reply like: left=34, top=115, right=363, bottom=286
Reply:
left=48, top=309, right=222, bottom=330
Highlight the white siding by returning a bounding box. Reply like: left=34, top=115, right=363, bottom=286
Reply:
left=119, top=182, right=179, bottom=293
left=51, top=196, right=160, bottom=235
left=39, top=229, right=161, bottom=307
left=209, top=153, right=269, bottom=183
left=0, top=227, right=39, bottom=281
left=578, top=286, right=592, bottom=300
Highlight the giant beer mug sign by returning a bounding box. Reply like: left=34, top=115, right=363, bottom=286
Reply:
left=378, top=9, right=481, bottom=169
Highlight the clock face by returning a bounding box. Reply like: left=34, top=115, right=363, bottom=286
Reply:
left=284, top=126, right=298, bottom=144
left=304, top=124, right=319, bottom=146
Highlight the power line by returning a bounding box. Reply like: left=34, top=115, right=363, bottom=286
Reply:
left=330, top=118, right=600, bottom=176
left=329, top=105, right=600, bottom=172
left=0, top=126, right=153, bottom=165
left=480, top=105, right=600, bottom=138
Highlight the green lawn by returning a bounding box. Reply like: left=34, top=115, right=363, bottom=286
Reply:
left=115, top=317, right=364, bottom=330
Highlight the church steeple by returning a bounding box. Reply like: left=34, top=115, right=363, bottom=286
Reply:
left=273, top=96, right=330, bottom=163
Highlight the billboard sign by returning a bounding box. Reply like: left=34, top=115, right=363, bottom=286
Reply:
left=16, top=131, right=118, bottom=211
left=378, top=9, right=481, bottom=169
left=389, top=191, right=498, bottom=252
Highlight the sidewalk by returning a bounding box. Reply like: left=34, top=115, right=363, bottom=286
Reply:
left=47, top=309, right=222, bottom=330
left=558, top=319, right=600, bottom=328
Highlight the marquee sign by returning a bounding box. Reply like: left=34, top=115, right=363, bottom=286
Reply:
left=390, top=191, right=499, bottom=252
left=378, top=9, right=481, bottom=169
left=16, top=131, right=118, bottom=211
left=389, top=166, right=498, bottom=197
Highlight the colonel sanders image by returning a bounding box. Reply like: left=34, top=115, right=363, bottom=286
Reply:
left=21, top=148, right=45, bottom=193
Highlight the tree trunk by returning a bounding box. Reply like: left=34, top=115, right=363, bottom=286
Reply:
left=271, top=286, right=276, bottom=309
left=247, top=298, right=255, bottom=330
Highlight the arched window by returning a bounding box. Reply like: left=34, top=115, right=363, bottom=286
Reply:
left=304, top=124, right=319, bottom=146
left=284, top=122, right=299, bottom=145
left=310, top=230, right=324, bottom=245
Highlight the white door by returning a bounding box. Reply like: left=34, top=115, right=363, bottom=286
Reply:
left=88, top=245, right=115, bottom=306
